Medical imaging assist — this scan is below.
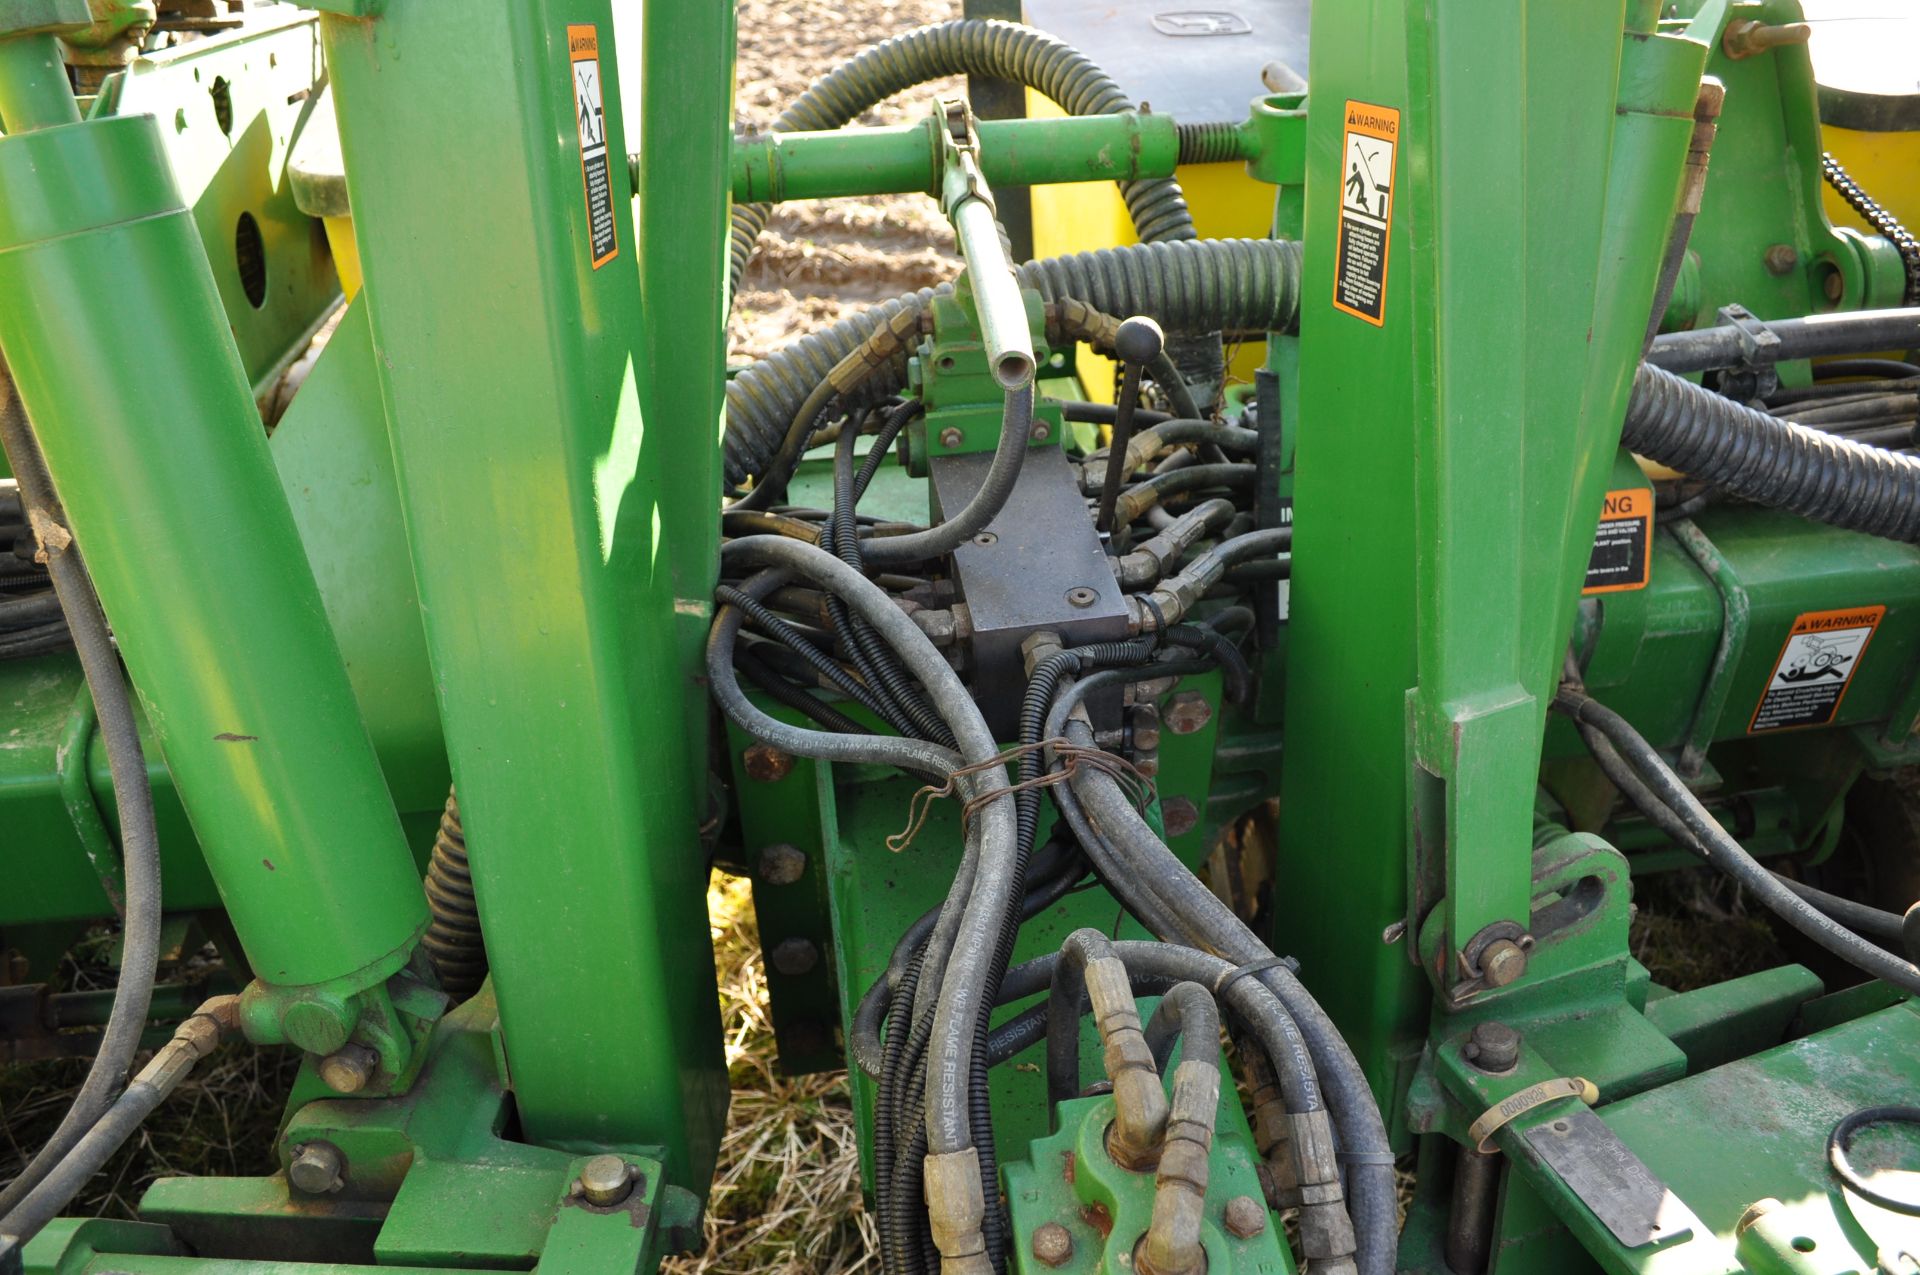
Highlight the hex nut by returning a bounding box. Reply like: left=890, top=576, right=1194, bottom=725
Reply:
left=1223, top=1194, right=1267, bottom=1239
left=770, top=937, right=820, bottom=977
left=1763, top=243, right=1798, bottom=276
left=1480, top=939, right=1527, bottom=989
left=743, top=743, right=794, bottom=783
left=288, top=1141, right=345, bottom=1195
left=939, top=426, right=964, bottom=449
left=578, top=1154, right=633, bottom=1207
left=1030, top=421, right=1052, bottom=442
left=1161, top=796, right=1200, bottom=839
left=1464, top=1021, right=1521, bottom=1073
left=1164, top=691, right=1213, bottom=736
left=1031, top=1221, right=1074, bottom=1267
left=317, top=1043, right=379, bottom=1095
left=757, top=842, right=808, bottom=886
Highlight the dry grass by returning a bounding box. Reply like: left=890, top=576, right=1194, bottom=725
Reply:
left=668, top=874, right=875, bottom=1274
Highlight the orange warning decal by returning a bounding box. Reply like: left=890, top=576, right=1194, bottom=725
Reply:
left=1748, top=606, right=1885, bottom=733
left=568, top=24, right=618, bottom=269
left=1582, top=488, right=1653, bottom=596
left=1332, top=101, right=1399, bottom=326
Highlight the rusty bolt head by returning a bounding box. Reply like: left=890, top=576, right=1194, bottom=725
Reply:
left=743, top=743, right=794, bottom=783
left=288, top=1141, right=344, bottom=1195
left=1066, top=586, right=1098, bottom=609
left=757, top=842, right=807, bottom=886
left=1161, top=796, right=1200, bottom=839
left=1223, top=1195, right=1268, bottom=1239
left=1031, top=1221, right=1074, bottom=1267
left=1164, top=691, right=1213, bottom=735
left=1464, top=1021, right=1521, bottom=1073
left=1480, top=939, right=1527, bottom=989
left=317, top=1043, right=378, bottom=1094
left=770, top=937, right=820, bottom=977
left=1763, top=243, right=1798, bottom=276
left=579, top=1154, right=633, bottom=1207
left=1134, top=754, right=1160, bottom=779
left=938, top=426, right=964, bottom=449
left=1823, top=267, right=1845, bottom=303
left=1030, top=421, right=1052, bottom=443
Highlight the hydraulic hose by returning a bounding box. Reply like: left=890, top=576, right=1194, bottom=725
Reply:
left=1554, top=689, right=1920, bottom=996
left=862, top=385, right=1035, bottom=568
left=727, top=18, right=1198, bottom=299
left=1647, top=307, right=1920, bottom=375
left=723, top=237, right=1303, bottom=486
left=1621, top=362, right=1920, bottom=543
left=1139, top=983, right=1222, bottom=1275
left=0, top=360, right=164, bottom=1224
left=1, top=997, right=237, bottom=1247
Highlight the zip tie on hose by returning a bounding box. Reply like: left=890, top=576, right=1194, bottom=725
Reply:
left=1466, top=1077, right=1600, bottom=1153
left=1209, top=956, right=1301, bottom=1001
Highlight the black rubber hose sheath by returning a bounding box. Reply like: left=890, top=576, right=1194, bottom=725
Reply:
left=1554, top=689, right=1920, bottom=995
left=1646, top=307, right=1920, bottom=374
left=0, top=360, right=163, bottom=1224
left=1621, top=362, right=1920, bottom=543
left=724, top=238, right=1302, bottom=485
left=727, top=19, right=1198, bottom=298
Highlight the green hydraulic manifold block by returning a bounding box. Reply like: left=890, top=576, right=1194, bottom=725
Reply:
left=313, top=0, right=726, bottom=1182
left=0, top=101, right=429, bottom=1061
left=1003, top=1094, right=1291, bottom=1275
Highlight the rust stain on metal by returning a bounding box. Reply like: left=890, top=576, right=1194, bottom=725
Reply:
left=262, top=858, right=275, bottom=872
left=214, top=732, right=259, bottom=742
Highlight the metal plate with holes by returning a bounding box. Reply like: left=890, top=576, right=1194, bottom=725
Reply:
left=1525, top=1110, right=1704, bottom=1249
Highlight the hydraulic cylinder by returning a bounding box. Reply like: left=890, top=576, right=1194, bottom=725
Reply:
left=0, top=110, right=428, bottom=1040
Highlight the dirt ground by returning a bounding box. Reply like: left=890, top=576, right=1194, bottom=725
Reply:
left=728, top=0, right=964, bottom=364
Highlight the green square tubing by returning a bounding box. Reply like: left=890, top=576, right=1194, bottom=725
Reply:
left=314, top=0, right=727, bottom=1181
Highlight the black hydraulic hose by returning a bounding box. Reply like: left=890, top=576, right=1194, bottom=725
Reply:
left=1060, top=401, right=1173, bottom=428
left=0, top=361, right=163, bottom=1224
left=718, top=582, right=903, bottom=726
left=735, top=645, right=873, bottom=736
left=727, top=18, right=1199, bottom=298
left=0, top=587, right=62, bottom=627
left=1554, top=689, right=1920, bottom=995
left=862, top=385, right=1036, bottom=569
left=1561, top=690, right=1911, bottom=950
left=1162, top=624, right=1251, bottom=704
left=1647, top=307, right=1920, bottom=375
left=1144, top=978, right=1220, bottom=1072
left=1621, top=362, right=1920, bottom=543
left=1815, top=359, right=1920, bottom=381
left=724, top=238, right=1303, bottom=485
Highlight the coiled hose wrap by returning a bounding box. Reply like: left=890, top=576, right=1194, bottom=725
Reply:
left=1623, top=362, right=1920, bottom=543
left=727, top=18, right=1197, bottom=299
left=723, top=237, right=1301, bottom=486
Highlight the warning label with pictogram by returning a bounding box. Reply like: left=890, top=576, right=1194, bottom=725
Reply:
left=1583, top=488, right=1653, bottom=595
left=568, top=24, right=618, bottom=269
left=1749, top=606, right=1884, bottom=733
left=1333, top=101, right=1399, bottom=325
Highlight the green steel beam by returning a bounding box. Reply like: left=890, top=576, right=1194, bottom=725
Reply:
left=313, top=0, right=726, bottom=1179
left=0, top=32, right=81, bottom=131
left=726, top=111, right=1186, bottom=205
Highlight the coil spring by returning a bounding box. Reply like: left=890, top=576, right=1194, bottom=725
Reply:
left=1822, top=152, right=1920, bottom=306
left=1175, top=121, right=1244, bottom=166
left=422, top=791, right=487, bottom=999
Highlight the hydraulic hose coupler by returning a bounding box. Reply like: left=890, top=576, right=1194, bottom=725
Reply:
left=923, top=1147, right=993, bottom=1275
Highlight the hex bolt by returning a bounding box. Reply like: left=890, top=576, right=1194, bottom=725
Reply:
left=757, top=842, right=808, bottom=886
left=1161, top=796, right=1200, bottom=839
left=743, top=742, right=794, bottom=783
left=1164, top=691, right=1213, bottom=735
left=1065, top=586, right=1098, bottom=609
left=1223, top=1194, right=1267, bottom=1239
left=1031, top=1221, right=1074, bottom=1267
left=578, top=1154, right=633, bottom=1207
left=288, top=1141, right=345, bottom=1195
left=1479, top=939, right=1528, bottom=989
left=1823, top=268, right=1845, bottom=303
left=1030, top=421, right=1052, bottom=443
left=1463, top=1021, right=1522, bottom=1074
left=938, top=426, right=964, bottom=449
left=770, top=937, right=820, bottom=977
left=317, top=1043, right=378, bottom=1094
left=1763, top=243, right=1798, bottom=276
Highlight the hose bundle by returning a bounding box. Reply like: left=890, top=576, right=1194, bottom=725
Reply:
left=724, top=237, right=1302, bottom=486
